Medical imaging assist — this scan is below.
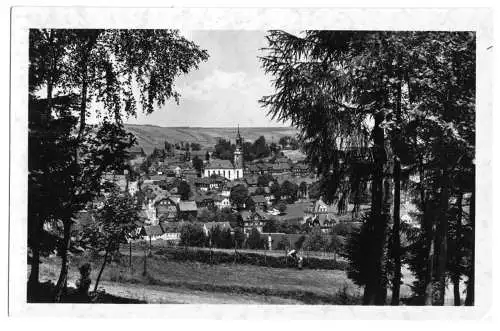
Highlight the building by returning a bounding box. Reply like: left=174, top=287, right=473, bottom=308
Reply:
left=214, top=195, right=231, bottom=210
left=178, top=201, right=198, bottom=220
left=203, top=126, right=244, bottom=181
left=303, top=198, right=337, bottom=226
left=251, top=195, right=267, bottom=209
left=292, top=163, right=310, bottom=177
left=240, top=210, right=268, bottom=234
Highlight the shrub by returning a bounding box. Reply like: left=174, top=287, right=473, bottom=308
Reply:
left=156, top=247, right=348, bottom=271
left=180, top=223, right=206, bottom=247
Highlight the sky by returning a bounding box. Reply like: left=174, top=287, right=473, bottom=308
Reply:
left=123, top=30, right=289, bottom=128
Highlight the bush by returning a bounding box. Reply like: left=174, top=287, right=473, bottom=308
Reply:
left=180, top=223, right=207, bottom=247
left=156, top=247, right=348, bottom=271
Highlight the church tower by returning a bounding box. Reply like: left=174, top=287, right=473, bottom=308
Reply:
left=233, top=125, right=244, bottom=177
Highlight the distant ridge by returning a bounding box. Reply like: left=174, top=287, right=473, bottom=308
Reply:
left=125, top=124, right=299, bottom=154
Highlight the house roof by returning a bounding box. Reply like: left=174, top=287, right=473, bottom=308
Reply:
left=246, top=164, right=259, bottom=171
left=160, top=222, right=180, bottom=233
left=205, top=159, right=234, bottom=170
left=178, top=200, right=198, bottom=212
left=293, top=163, right=309, bottom=170
left=143, top=225, right=164, bottom=237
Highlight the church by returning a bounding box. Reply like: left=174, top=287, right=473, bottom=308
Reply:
left=203, top=127, right=244, bottom=181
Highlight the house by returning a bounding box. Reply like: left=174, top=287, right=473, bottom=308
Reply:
left=160, top=222, right=181, bottom=242
left=214, top=195, right=231, bottom=210
left=251, top=195, right=267, bottom=208
left=194, top=177, right=210, bottom=192
left=178, top=200, right=198, bottom=220
left=303, top=198, right=336, bottom=225
left=240, top=210, right=268, bottom=234
left=155, top=197, right=178, bottom=222
left=246, top=164, right=260, bottom=176
left=141, top=224, right=165, bottom=241
left=263, top=187, right=275, bottom=204
left=195, top=193, right=215, bottom=209
left=209, top=175, right=227, bottom=190
left=292, top=163, right=310, bottom=177
left=271, top=163, right=291, bottom=176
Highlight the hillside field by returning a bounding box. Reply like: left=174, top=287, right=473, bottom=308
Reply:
left=125, top=124, right=299, bottom=154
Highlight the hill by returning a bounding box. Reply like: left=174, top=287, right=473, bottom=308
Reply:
left=125, top=124, right=299, bottom=154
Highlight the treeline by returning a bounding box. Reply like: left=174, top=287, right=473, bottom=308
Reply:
left=261, top=31, right=475, bottom=305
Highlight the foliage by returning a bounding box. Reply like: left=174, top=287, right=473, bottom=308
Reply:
left=180, top=223, right=207, bottom=247
left=247, top=228, right=264, bottom=249
left=177, top=181, right=191, bottom=200
left=192, top=156, right=204, bottom=175
left=277, top=201, right=287, bottom=214
left=281, top=180, right=299, bottom=203
left=230, top=184, right=249, bottom=210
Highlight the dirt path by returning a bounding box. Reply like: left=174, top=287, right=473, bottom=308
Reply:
left=99, top=281, right=303, bottom=304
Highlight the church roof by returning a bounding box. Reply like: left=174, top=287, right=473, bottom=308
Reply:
left=205, top=159, right=234, bottom=170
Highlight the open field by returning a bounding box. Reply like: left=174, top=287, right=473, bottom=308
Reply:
left=36, top=252, right=362, bottom=304
left=125, top=124, right=299, bottom=154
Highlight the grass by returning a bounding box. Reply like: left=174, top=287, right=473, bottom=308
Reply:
left=36, top=252, right=362, bottom=304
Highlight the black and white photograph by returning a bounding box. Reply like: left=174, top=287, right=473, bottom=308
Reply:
left=7, top=6, right=493, bottom=320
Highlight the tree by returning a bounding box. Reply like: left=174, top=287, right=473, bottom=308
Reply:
left=230, top=184, right=249, bottom=210
left=247, top=228, right=263, bottom=249
left=28, top=28, right=208, bottom=301
left=304, top=227, right=328, bottom=251
left=82, top=190, right=141, bottom=292
left=192, top=156, right=204, bottom=176
left=233, top=227, right=246, bottom=249
left=261, top=30, right=475, bottom=305
left=277, top=235, right=290, bottom=251
left=177, top=181, right=191, bottom=201
left=180, top=223, right=206, bottom=247
left=270, top=182, right=281, bottom=202
left=277, top=201, right=287, bottom=214
left=257, top=174, right=274, bottom=187
left=299, top=181, right=308, bottom=199
left=263, top=219, right=277, bottom=233
left=281, top=180, right=299, bottom=203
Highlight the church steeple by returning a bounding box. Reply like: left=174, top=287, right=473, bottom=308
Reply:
left=236, top=124, right=243, bottom=147
left=234, top=124, right=243, bottom=170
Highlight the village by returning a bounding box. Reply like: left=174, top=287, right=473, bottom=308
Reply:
left=77, top=127, right=360, bottom=253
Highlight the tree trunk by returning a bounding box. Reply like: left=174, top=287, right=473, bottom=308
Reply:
left=363, top=111, right=388, bottom=305
left=28, top=216, right=43, bottom=299
left=391, top=156, right=402, bottom=305
left=54, top=220, right=72, bottom=302
left=453, top=192, right=463, bottom=306
left=434, top=169, right=449, bottom=305
left=93, top=248, right=109, bottom=292
left=129, top=241, right=132, bottom=268
left=465, top=184, right=475, bottom=306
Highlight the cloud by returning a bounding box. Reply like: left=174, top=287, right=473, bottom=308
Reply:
left=179, top=69, right=270, bottom=101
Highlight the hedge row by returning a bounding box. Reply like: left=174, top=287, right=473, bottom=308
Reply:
left=155, top=247, right=348, bottom=271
